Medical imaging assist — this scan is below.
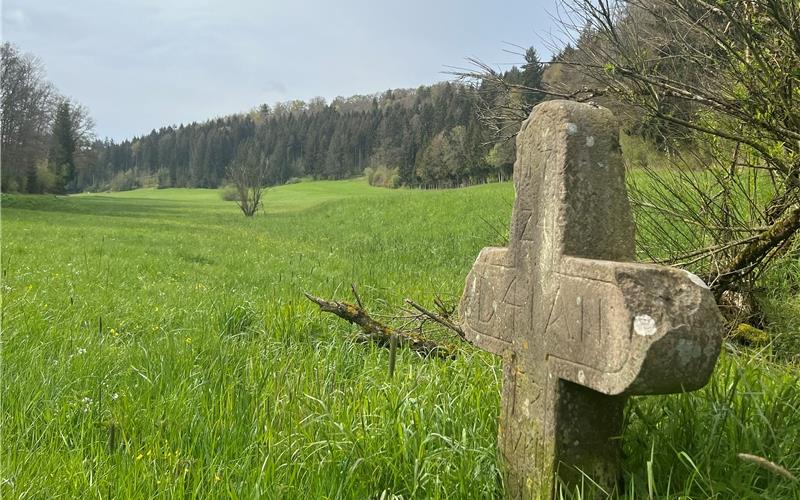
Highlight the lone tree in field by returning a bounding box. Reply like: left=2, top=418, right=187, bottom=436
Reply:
left=226, top=139, right=268, bottom=217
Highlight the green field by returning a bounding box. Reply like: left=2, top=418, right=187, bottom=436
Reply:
left=2, top=180, right=799, bottom=498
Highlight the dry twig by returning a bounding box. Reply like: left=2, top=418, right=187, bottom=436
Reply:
left=304, top=292, right=456, bottom=359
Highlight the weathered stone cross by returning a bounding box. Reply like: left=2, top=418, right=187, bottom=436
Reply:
left=460, top=101, right=723, bottom=498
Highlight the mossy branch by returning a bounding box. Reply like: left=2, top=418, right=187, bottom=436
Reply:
left=304, top=292, right=456, bottom=359
left=714, top=204, right=800, bottom=292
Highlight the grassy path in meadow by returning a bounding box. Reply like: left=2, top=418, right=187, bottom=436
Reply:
left=2, top=179, right=798, bottom=498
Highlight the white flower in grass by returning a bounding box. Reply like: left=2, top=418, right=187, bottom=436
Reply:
left=80, top=396, right=93, bottom=412
left=76, top=347, right=87, bottom=355
left=111, top=393, right=119, bottom=400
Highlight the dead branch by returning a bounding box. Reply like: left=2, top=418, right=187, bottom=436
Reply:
left=304, top=292, right=456, bottom=359
left=713, top=204, right=800, bottom=292
left=350, top=282, right=364, bottom=309
left=404, top=298, right=469, bottom=343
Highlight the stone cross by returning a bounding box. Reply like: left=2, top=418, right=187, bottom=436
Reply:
left=459, top=101, right=723, bottom=498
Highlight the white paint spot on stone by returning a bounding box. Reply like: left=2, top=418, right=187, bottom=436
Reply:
left=633, top=314, right=657, bottom=336
left=576, top=296, right=582, bottom=306
left=578, top=370, right=585, bottom=384
left=585, top=136, right=595, bottom=147
left=566, top=123, right=578, bottom=135
left=523, top=398, right=531, bottom=417
left=475, top=334, right=481, bottom=343
left=684, top=270, right=709, bottom=289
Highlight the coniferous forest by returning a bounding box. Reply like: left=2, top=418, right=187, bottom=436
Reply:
left=94, top=84, right=499, bottom=191
left=2, top=41, right=546, bottom=193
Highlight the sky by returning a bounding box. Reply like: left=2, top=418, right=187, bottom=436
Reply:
left=3, top=0, right=563, bottom=141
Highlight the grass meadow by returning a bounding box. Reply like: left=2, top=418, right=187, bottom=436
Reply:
left=2, top=179, right=799, bottom=498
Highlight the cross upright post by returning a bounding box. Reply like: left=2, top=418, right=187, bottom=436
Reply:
left=460, top=100, right=723, bottom=498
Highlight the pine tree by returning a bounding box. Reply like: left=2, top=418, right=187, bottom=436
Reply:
left=520, top=47, right=545, bottom=110
left=49, top=101, right=77, bottom=193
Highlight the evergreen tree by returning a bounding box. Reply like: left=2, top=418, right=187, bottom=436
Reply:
left=49, top=101, right=77, bottom=193
left=520, top=47, right=545, bottom=110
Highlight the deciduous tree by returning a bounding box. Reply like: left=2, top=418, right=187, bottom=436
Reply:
left=1, top=43, right=54, bottom=192
left=226, top=139, right=269, bottom=217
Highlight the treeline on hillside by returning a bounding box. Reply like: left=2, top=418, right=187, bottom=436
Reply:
left=90, top=64, right=542, bottom=192
left=1, top=40, right=546, bottom=193
left=92, top=84, right=492, bottom=191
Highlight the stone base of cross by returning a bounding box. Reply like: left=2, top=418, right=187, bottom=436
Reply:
left=459, top=101, right=723, bottom=498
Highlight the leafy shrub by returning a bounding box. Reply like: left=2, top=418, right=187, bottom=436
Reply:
left=108, top=170, right=141, bottom=192
left=34, top=162, right=58, bottom=193
left=219, top=184, right=239, bottom=201
left=365, top=165, right=401, bottom=188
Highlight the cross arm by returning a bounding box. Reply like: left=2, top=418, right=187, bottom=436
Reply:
left=545, top=257, right=723, bottom=396
left=460, top=246, right=517, bottom=356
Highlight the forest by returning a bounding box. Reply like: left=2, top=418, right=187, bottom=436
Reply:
left=1, top=42, right=545, bottom=193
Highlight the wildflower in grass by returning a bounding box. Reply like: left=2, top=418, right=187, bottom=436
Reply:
left=136, top=453, right=144, bottom=461
left=76, top=347, right=87, bottom=355
left=80, top=396, right=93, bottom=413
left=111, top=392, right=119, bottom=400
left=185, top=337, right=192, bottom=344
